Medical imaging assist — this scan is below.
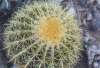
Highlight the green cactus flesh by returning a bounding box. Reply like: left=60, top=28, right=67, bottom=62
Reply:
left=4, top=2, right=82, bottom=68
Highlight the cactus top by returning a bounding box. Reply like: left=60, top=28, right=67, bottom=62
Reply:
left=37, top=16, right=65, bottom=46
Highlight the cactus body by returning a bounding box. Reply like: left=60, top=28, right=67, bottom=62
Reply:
left=4, top=2, right=82, bottom=68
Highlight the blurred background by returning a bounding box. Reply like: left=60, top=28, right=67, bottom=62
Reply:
left=0, top=0, right=100, bottom=68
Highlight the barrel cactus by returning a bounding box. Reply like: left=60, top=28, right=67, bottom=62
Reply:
left=4, top=2, right=82, bottom=68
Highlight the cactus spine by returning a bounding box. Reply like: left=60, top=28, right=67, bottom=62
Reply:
left=4, top=2, right=82, bottom=68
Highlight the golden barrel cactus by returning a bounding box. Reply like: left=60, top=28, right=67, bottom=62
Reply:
left=4, top=2, right=82, bottom=68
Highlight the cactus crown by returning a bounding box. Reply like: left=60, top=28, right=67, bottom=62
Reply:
left=4, top=2, right=82, bottom=68
left=37, top=16, right=65, bottom=46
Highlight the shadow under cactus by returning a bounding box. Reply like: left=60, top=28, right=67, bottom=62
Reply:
left=0, top=15, right=10, bottom=68
left=74, top=50, right=88, bottom=68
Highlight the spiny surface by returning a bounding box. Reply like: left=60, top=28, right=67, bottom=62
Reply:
left=4, top=2, right=82, bottom=68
